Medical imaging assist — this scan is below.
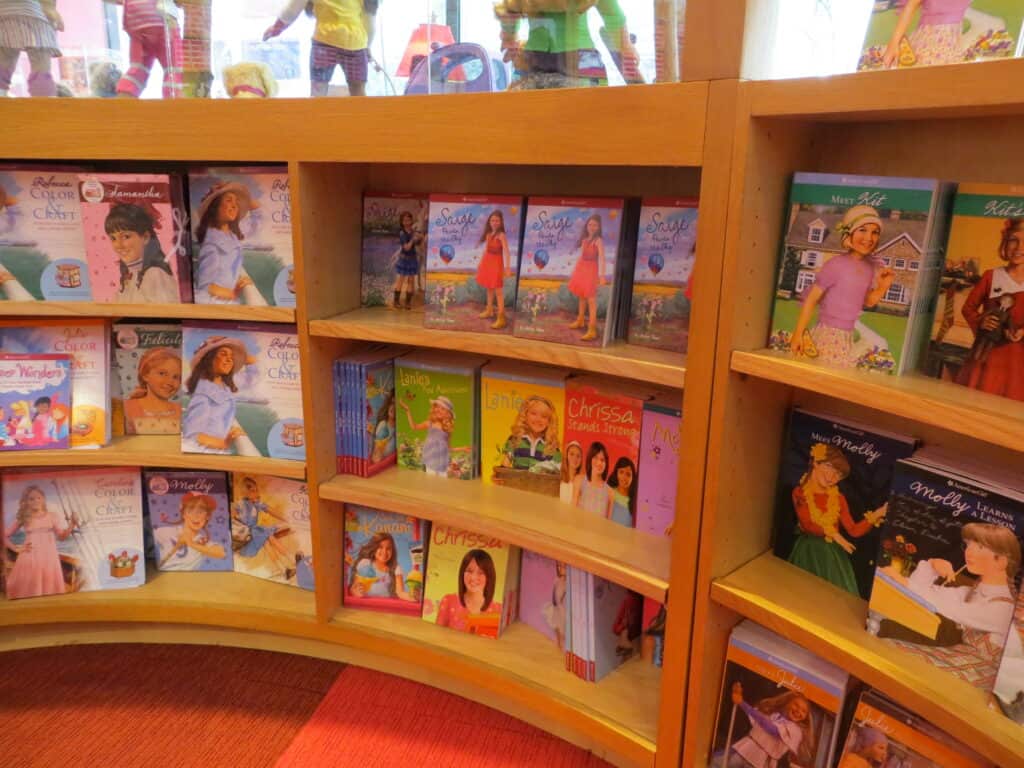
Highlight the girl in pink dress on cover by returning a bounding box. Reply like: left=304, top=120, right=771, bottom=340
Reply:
left=5, top=485, right=77, bottom=599
left=435, top=549, right=502, bottom=632
left=882, top=0, right=972, bottom=69
left=567, top=214, right=606, bottom=342
left=476, top=210, right=513, bottom=330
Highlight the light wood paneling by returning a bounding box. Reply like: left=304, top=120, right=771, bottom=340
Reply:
left=0, top=301, right=294, bottom=322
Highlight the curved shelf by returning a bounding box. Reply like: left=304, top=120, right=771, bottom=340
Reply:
left=0, top=301, right=295, bottom=322
left=321, top=469, right=670, bottom=602
left=0, top=435, right=306, bottom=479
left=731, top=349, right=1024, bottom=454
left=711, top=552, right=1024, bottom=768
left=310, top=308, right=686, bottom=389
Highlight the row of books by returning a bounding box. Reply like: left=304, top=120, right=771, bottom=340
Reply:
left=333, top=346, right=682, bottom=537
left=0, top=165, right=293, bottom=307
left=360, top=193, right=698, bottom=352
left=0, top=319, right=304, bottom=461
left=771, top=408, right=1024, bottom=722
left=768, top=174, right=1023, bottom=407
left=709, top=620, right=995, bottom=767
left=2, top=468, right=312, bottom=600
left=343, top=505, right=664, bottom=680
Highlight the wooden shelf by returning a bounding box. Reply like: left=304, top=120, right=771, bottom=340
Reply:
left=331, top=607, right=661, bottom=767
left=0, top=435, right=306, bottom=479
left=320, top=468, right=671, bottom=602
left=310, top=308, right=686, bottom=389
left=731, top=349, right=1024, bottom=454
left=0, top=301, right=295, bottom=322
left=711, top=552, right=1024, bottom=768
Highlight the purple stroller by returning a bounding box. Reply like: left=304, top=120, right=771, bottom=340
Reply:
left=404, top=43, right=507, bottom=95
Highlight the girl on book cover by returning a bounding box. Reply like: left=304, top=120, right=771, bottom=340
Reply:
left=500, top=394, right=561, bottom=475
left=182, top=336, right=258, bottom=455
left=559, top=440, right=583, bottom=504
left=155, top=491, right=227, bottom=571
left=882, top=0, right=972, bottom=69
left=4, top=485, right=77, bottom=599
left=716, top=683, right=815, bottom=768
left=567, top=214, right=607, bottom=342
left=347, top=531, right=416, bottom=602
left=231, top=476, right=296, bottom=580
left=608, top=456, right=638, bottom=527
left=541, top=560, right=568, bottom=650
left=838, top=726, right=889, bottom=768
left=391, top=211, right=422, bottom=310
left=789, top=206, right=895, bottom=368
left=956, top=218, right=1024, bottom=402
left=105, top=202, right=179, bottom=304
left=476, top=210, right=513, bottom=330
left=369, top=393, right=396, bottom=463
left=435, top=548, right=502, bottom=631
left=124, top=346, right=182, bottom=435
left=573, top=441, right=613, bottom=518
left=27, top=395, right=58, bottom=445
left=789, top=443, right=887, bottom=596
left=195, top=182, right=265, bottom=306
left=399, top=395, right=466, bottom=477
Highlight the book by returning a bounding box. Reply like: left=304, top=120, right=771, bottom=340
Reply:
left=709, top=620, right=850, bottom=768
left=994, top=588, right=1024, bottom=726
left=394, top=349, right=487, bottom=479
left=188, top=166, right=295, bottom=307
left=924, top=183, right=1024, bottom=403
left=230, top=474, right=313, bottom=590
left=342, top=505, right=428, bottom=616
left=640, top=598, right=667, bottom=667
left=635, top=390, right=683, bottom=538
left=333, top=345, right=406, bottom=477
left=77, top=172, right=193, bottom=303
left=424, top=194, right=524, bottom=333
left=518, top=550, right=567, bottom=649
left=768, top=172, right=955, bottom=374
left=627, top=197, right=698, bottom=352
left=0, top=165, right=90, bottom=302
left=0, top=353, right=71, bottom=451
left=2, top=467, right=146, bottom=598
left=422, top=524, right=520, bottom=639
left=0, top=319, right=112, bottom=448
left=112, top=323, right=182, bottom=435
left=479, top=359, right=571, bottom=497
left=360, top=192, right=429, bottom=308
left=858, top=2, right=1024, bottom=72
left=513, top=196, right=627, bottom=347
left=772, top=409, right=917, bottom=600
left=144, top=470, right=233, bottom=572
left=181, top=322, right=304, bottom=460
left=866, top=453, right=1024, bottom=691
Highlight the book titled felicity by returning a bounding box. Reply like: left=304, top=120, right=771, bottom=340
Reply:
left=113, top=322, right=182, bottom=436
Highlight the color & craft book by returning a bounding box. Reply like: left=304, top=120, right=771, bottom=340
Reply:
left=635, top=390, right=683, bottom=538
left=518, top=549, right=566, bottom=649
left=113, top=322, right=182, bottom=436
left=144, top=470, right=232, bottom=572
left=188, top=166, right=295, bottom=307
left=343, top=505, right=428, bottom=616
left=360, top=192, right=429, bottom=308
left=230, top=474, right=313, bottom=590
left=2, top=467, right=146, bottom=598
left=0, top=354, right=71, bottom=451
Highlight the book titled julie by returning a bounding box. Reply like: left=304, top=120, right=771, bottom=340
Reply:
left=2, top=467, right=146, bottom=598
left=144, top=470, right=233, bottom=572
left=0, top=353, right=71, bottom=451
left=343, top=505, right=429, bottom=617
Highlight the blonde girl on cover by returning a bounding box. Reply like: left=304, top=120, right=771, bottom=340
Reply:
left=882, top=0, right=972, bottom=69
left=715, top=684, right=815, bottom=768
left=475, top=210, right=513, bottom=330
left=559, top=440, right=583, bottom=504
left=498, top=394, right=561, bottom=475
left=4, top=485, right=77, bottom=599
left=123, top=346, right=182, bottom=434
left=399, top=395, right=468, bottom=477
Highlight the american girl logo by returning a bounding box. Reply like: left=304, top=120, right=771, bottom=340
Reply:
left=530, top=210, right=574, bottom=242
left=645, top=212, right=690, bottom=244
left=983, top=199, right=1024, bottom=217
left=168, top=477, right=216, bottom=494
left=908, top=480, right=972, bottom=517
left=811, top=431, right=881, bottom=464
left=433, top=527, right=504, bottom=550
left=434, top=207, right=476, bottom=239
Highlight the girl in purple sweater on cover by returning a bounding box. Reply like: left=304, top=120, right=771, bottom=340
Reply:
left=789, top=205, right=895, bottom=368
left=882, top=0, right=972, bottom=68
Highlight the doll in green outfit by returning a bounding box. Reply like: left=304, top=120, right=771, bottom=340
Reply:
left=499, top=394, right=561, bottom=474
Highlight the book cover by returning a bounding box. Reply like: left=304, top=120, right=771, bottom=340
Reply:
left=866, top=457, right=1024, bottom=691
left=424, top=194, right=524, bottom=334
left=994, top=589, right=1024, bottom=725
left=0, top=319, right=111, bottom=448
left=518, top=549, right=566, bottom=649
left=181, top=322, right=304, bottom=460
left=0, top=354, right=71, bottom=451
left=773, top=409, right=917, bottom=600
left=858, top=2, right=1023, bottom=71
left=627, top=197, right=698, bottom=352
left=343, top=505, right=428, bottom=616
left=0, top=165, right=90, bottom=302
left=78, top=173, right=192, bottom=303
left=767, top=172, right=952, bottom=374
left=925, top=183, right=1024, bottom=404
left=709, top=620, right=850, bottom=768
left=636, top=391, right=683, bottom=538
left=588, top=574, right=642, bottom=682
left=422, top=524, right=520, bottom=639
left=2, top=467, right=146, bottom=598
left=641, top=598, right=667, bottom=666
left=513, top=197, right=625, bottom=347
left=144, top=470, right=233, bottom=572
left=479, top=359, right=570, bottom=496
left=188, top=166, right=295, bottom=307
left=360, top=192, right=429, bottom=308
left=113, top=323, right=182, bottom=435
left=230, top=474, right=313, bottom=590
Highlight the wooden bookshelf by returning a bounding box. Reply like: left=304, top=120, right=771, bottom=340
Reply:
left=0, top=301, right=295, bottom=322
left=321, top=469, right=671, bottom=602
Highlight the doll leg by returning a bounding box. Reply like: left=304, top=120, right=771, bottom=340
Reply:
left=492, top=290, right=508, bottom=330
left=25, top=50, right=56, bottom=97
left=479, top=289, right=494, bottom=318
left=309, top=42, right=336, bottom=98
left=0, top=48, right=21, bottom=97
left=117, top=31, right=157, bottom=97
left=338, top=48, right=368, bottom=97
left=569, top=297, right=585, bottom=328
left=153, top=21, right=184, bottom=99
left=581, top=297, right=598, bottom=341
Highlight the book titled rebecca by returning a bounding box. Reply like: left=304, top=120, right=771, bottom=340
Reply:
left=0, top=353, right=71, bottom=451
left=144, top=470, right=233, bottom=572
left=230, top=474, right=313, bottom=590
left=2, top=467, right=146, bottom=598
left=343, top=505, right=428, bottom=616
left=113, top=322, right=182, bottom=436
left=360, top=192, right=429, bottom=308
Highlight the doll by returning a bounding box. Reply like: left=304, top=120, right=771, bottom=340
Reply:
left=194, top=181, right=265, bottom=306
left=0, top=0, right=62, bottom=98
left=5, top=485, right=77, bottom=599
left=222, top=61, right=278, bottom=98
left=499, top=394, right=561, bottom=474
left=882, top=0, right=973, bottom=69
left=89, top=60, right=122, bottom=98
left=567, top=214, right=606, bottom=342
left=181, top=335, right=259, bottom=456
left=105, top=202, right=180, bottom=304
left=123, top=346, right=182, bottom=434
left=391, top=211, right=422, bottom=310
left=155, top=491, right=226, bottom=570
left=476, top=210, right=513, bottom=330
left=111, top=0, right=184, bottom=99
left=399, top=395, right=467, bottom=477
left=970, top=293, right=1017, bottom=363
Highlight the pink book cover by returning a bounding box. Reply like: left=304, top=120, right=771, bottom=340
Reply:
left=636, top=392, right=682, bottom=538
left=78, top=173, right=192, bottom=303
left=518, top=549, right=566, bottom=650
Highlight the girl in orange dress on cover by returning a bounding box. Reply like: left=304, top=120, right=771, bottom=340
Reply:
left=435, top=548, right=502, bottom=632
left=475, top=210, right=513, bottom=330
left=5, top=485, right=77, bottom=599
left=567, top=214, right=606, bottom=342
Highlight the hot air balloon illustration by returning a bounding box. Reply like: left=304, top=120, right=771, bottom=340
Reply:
left=648, top=253, right=664, bottom=275
left=533, top=249, right=549, bottom=270
left=439, top=244, right=455, bottom=264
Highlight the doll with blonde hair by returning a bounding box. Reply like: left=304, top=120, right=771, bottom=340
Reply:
left=399, top=395, right=468, bottom=477
left=499, top=394, right=561, bottom=474
left=5, top=485, right=77, bottom=599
